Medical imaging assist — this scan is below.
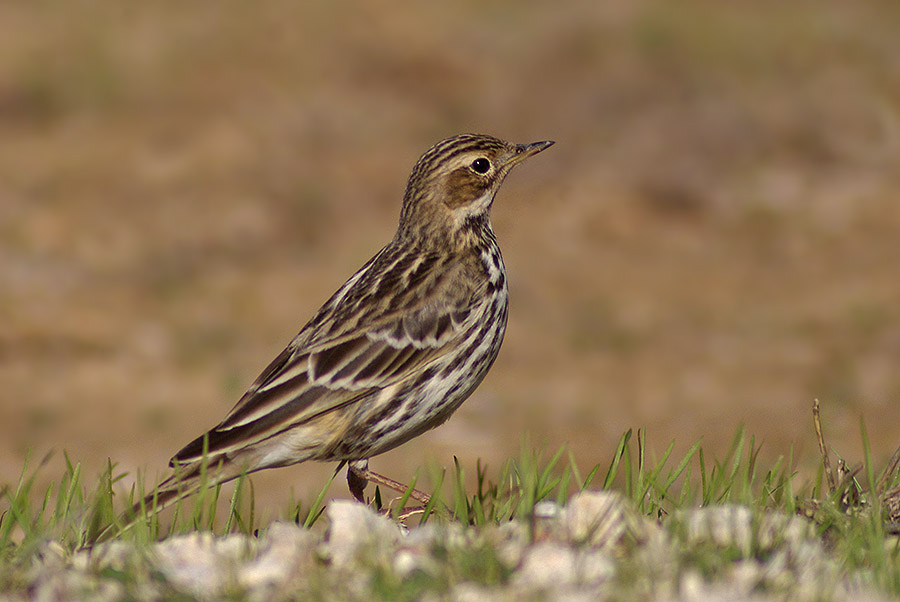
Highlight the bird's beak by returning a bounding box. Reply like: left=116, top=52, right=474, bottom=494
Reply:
left=505, top=140, right=555, bottom=168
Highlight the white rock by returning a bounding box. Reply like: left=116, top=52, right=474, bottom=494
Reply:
left=492, top=521, right=529, bottom=568
left=566, top=490, right=635, bottom=548
left=679, top=506, right=818, bottom=556
left=534, top=500, right=563, bottom=520
left=680, top=505, right=754, bottom=554
left=325, top=500, right=401, bottom=568
left=238, top=522, right=316, bottom=590
left=513, top=542, right=613, bottom=589
left=153, top=532, right=251, bottom=596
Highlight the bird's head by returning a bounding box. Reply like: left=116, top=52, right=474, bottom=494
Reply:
left=397, top=134, right=553, bottom=244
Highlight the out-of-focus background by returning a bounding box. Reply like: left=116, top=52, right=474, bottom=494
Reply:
left=2, top=0, right=899, bottom=511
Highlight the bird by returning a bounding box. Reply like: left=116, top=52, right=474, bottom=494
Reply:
left=131, top=133, right=554, bottom=518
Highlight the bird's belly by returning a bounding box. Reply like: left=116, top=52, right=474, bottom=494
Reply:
left=331, top=292, right=508, bottom=460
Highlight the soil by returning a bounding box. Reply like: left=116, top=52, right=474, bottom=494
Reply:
left=2, top=0, right=899, bottom=511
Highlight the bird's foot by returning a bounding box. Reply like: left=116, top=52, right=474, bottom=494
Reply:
left=346, top=459, right=430, bottom=506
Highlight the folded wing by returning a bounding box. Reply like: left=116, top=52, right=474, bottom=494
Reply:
left=171, top=267, right=477, bottom=466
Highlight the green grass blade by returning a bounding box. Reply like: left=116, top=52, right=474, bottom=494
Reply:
left=603, top=429, right=632, bottom=490
left=304, top=465, right=339, bottom=528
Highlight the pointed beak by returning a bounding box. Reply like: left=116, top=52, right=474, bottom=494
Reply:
left=505, top=140, right=555, bottom=168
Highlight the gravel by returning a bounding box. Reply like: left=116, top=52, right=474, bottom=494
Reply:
left=9, top=491, right=894, bottom=602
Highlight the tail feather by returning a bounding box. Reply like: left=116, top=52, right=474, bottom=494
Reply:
left=118, top=457, right=249, bottom=533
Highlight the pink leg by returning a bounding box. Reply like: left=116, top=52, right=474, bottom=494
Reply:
left=347, top=459, right=431, bottom=505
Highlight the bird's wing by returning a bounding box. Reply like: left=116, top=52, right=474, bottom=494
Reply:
left=171, top=249, right=481, bottom=465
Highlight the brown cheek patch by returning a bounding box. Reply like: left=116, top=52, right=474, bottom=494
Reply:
left=444, top=169, right=490, bottom=209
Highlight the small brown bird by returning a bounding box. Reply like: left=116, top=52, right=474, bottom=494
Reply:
left=136, top=133, right=553, bottom=515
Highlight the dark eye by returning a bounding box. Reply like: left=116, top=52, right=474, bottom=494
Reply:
left=470, top=158, right=491, bottom=174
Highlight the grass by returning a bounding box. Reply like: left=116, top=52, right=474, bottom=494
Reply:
left=2, top=417, right=900, bottom=597
left=0, top=431, right=859, bottom=539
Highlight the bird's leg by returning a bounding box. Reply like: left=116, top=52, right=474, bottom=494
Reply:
left=347, top=459, right=369, bottom=503
left=347, top=459, right=431, bottom=505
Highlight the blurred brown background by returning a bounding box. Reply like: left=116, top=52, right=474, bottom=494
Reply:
left=2, top=0, right=899, bottom=511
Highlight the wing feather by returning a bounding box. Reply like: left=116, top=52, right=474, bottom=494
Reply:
left=171, top=248, right=484, bottom=466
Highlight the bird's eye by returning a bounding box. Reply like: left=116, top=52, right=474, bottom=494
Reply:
left=470, top=158, right=491, bottom=174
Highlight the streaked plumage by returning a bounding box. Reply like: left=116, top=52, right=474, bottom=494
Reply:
left=136, top=133, right=553, bottom=514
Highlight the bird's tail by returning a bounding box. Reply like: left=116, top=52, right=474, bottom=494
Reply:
left=92, top=457, right=248, bottom=544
